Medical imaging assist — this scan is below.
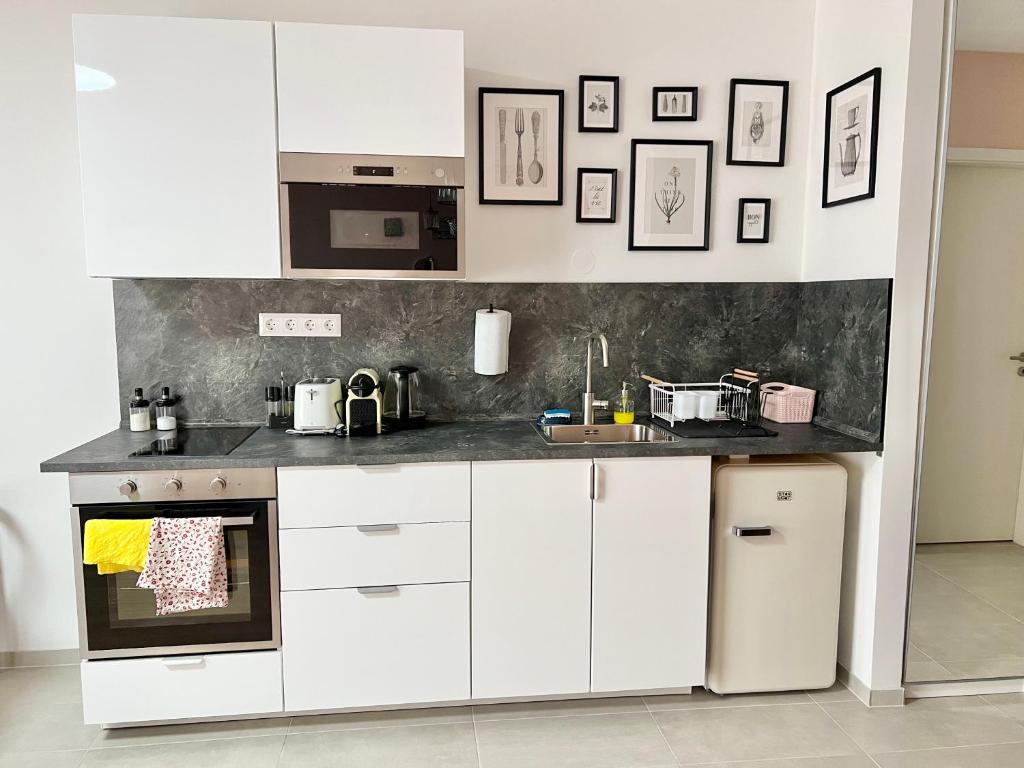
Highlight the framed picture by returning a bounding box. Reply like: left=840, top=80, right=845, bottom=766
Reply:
left=628, top=139, right=713, bottom=251
left=737, top=198, right=771, bottom=243
left=576, top=168, right=617, bottom=223
left=578, top=76, right=619, bottom=132
left=822, top=67, right=882, bottom=207
left=652, top=87, right=697, bottom=121
left=726, top=79, right=789, bottom=166
left=479, top=87, right=564, bottom=205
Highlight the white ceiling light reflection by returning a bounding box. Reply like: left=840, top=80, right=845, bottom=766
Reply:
left=75, top=64, right=116, bottom=92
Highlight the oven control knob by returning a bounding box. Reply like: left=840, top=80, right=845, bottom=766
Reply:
left=209, top=476, right=228, bottom=494
left=434, top=167, right=445, bottom=179
left=117, top=480, right=137, bottom=497
left=163, top=478, right=182, bottom=493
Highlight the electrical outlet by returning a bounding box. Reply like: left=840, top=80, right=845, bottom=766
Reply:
left=258, top=313, right=341, bottom=338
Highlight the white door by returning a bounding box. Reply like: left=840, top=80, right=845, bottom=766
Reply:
left=73, top=15, right=280, bottom=278
left=591, top=457, right=711, bottom=692
left=471, top=460, right=593, bottom=699
left=917, top=164, right=1024, bottom=543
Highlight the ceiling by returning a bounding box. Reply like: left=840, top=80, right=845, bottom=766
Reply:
left=956, top=0, right=1024, bottom=52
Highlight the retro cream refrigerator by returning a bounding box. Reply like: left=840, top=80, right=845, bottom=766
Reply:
left=707, top=456, right=848, bottom=694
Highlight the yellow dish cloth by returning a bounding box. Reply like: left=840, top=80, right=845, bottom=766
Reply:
left=83, top=519, right=153, bottom=574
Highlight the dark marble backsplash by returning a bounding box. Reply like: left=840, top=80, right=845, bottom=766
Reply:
left=113, top=278, right=891, bottom=441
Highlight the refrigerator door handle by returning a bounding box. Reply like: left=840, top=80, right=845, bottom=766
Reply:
left=733, top=525, right=773, bottom=537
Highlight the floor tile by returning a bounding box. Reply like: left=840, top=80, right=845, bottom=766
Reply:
left=821, top=696, right=1024, bottom=754
left=473, top=696, right=645, bottom=721
left=693, top=756, right=876, bottom=767
left=910, top=620, right=1024, bottom=665
left=807, top=682, right=858, bottom=703
left=941, top=657, right=1024, bottom=679
left=905, top=660, right=953, bottom=682
left=982, top=692, right=1024, bottom=723
left=0, top=752, right=87, bottom=768
left=279, top=723, right=476, bottom=768
left=80, top=736, right=284, bottom=768
left=93, top=717, right=289, bottom=747
left=644, top=687, right=812, bottom=711
left=475, top=711, right=675, bottom=768
left=653, top=703, right=860, bottom=764
left=874, top=741, right=1024, bottom=767
left=0, top=696, right=99, bottom=752
left=290, top=706, right=472, bottom=733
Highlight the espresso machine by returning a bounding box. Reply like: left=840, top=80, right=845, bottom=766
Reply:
left=345, top=368, right=382, bottom=435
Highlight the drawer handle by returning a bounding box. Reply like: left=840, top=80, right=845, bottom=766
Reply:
left=356, top=464, right=401, bottom=473
left=733, top=525, right=773, bottom=537
left=357, top=585, right=399, bottom=595
left=356, top=524, right=400, bottom=533
left=160, top=656, right=206, bottom=669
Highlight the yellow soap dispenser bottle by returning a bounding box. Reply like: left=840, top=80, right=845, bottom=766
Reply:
left=613, top=382, right=635, bottom=425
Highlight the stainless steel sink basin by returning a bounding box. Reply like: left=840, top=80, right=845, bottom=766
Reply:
left=534, top=422, right=676, bottom=445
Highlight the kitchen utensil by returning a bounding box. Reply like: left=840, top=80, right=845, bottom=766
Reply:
left=382, top=365, right=427, bottom=430
left=514, top=108, right=525, bottom=186
left=498, top=109, right=507, bottom=185
left=695, top=390, right=719, bottom=420
left=673, top=391, right=699, bottom=420
left=528, top=110, right=544, bottom=184
left=293, top=378, right=343, bottom=432
left=346, top=368, right=382, bottom=435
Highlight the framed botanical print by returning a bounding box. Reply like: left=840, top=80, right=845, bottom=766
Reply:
left=822, top=67, right=881, bottom=207
left=628, top=139, right=713, bottom=251
left=737, top=198, right=771, bottom=243
left=727, top=79, right=789, bottom=166
left=578, top=76, right=619, bottom=132
left=576, top=168, right=617, bottom=223
left=479, top=87, right=564, bottom=205
left=652, top=87, right=697, bottom=121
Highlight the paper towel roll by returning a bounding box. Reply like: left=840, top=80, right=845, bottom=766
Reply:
left=474, top=308, right=512, bottom=375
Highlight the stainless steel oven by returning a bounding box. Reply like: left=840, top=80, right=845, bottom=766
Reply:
left=70, top=468, right=279, bottom=660
left=280, top=153, right=465, bottom=279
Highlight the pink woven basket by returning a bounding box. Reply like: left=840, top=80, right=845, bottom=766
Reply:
left=761, top=382, right=816, bottom=424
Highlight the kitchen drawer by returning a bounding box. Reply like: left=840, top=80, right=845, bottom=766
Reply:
left=277, top=463, right=470, bottom=528
left=282, top=582, right=469, bottom=711
left=279, top=522, right=469, bottom=590
left=80, top=650, right=283, bottom=724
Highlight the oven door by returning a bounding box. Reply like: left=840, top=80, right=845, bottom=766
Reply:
left=72, top=500, right=279, bottom=660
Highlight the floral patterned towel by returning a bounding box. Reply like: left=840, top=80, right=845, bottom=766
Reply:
left=137, top=517, right=228, bottom=615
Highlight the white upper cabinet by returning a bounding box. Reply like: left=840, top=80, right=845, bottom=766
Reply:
left=73, top=15, right=280, bottom=278
left=275, top=23, right=465, bottom=157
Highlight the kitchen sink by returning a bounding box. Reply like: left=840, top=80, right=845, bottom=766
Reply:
left=534, top=422, right=677, bottom=445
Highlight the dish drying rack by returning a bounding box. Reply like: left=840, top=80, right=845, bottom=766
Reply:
left=645, top=372, right=767, bottom=428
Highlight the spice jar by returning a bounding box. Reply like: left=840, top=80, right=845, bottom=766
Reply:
left=128, top=388, right=151, bottom=432
left=155, top=387, right=177, bottom=431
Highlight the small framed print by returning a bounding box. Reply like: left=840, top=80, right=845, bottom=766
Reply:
left=737, top=198, right=771, bottom=243
left=628, top=139, right=713, bottom=251
left=579, top=76, right=619, bottom=132
left=823, top=67, right=882, bottom=207
left=479, top=87, right=564, bottom=205
left=727, top=79, right=789, bottom=166
left=576, top=168, right=617, bottom=223
left=652, top=87, right=697, bottom=121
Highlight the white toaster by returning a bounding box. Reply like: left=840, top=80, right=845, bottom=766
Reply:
left=293, top=378, right=343, bottom=431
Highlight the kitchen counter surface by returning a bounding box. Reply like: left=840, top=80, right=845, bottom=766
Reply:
left=41, top=419, right=881, bottom=473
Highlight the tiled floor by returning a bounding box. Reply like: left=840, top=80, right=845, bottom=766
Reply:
left=7, top=666, right=1024, bottom=767
left=907, top=541, right=1024, bottom=682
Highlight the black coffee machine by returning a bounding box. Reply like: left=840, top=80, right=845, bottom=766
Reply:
left=382, top=365, right=426, bottom=430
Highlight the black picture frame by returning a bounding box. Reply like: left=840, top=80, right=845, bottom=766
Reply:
left=652, top=87, right=698, bottom=121
left=822, top=67, right=882, bottom=208
left=628, top=139, right=713, bottom=251
left=576, top=168, right=618, bottom=223
left=478, top=87, right=565, bottom=205
left=736, top=198, right=771, bottom=243
left=726, top=79, right=789, bottom=166
left=578, top=75, right=619, bottom=133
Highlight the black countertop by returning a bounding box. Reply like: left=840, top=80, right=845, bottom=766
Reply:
left=40, top=419, right=881, bottom=474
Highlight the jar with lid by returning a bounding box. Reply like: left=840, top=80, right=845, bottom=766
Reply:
left=265, top=386, right=282, bottom=425
left=154, top=387, right=177, bottom=431
left=128, top=388, right=151, bottom=432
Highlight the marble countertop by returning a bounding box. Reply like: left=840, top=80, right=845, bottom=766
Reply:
left=40, top=419, right=881, bottom=473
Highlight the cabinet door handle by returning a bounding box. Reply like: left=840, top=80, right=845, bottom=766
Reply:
left=589, top=463, right=596, bottom=501
left=357, top=585, right=400, bottom=595
left=161, top=656, right=205, bottom=668
left=356, top=524, right=399, bottom=533
left=733, top=525, right=773, bottom=537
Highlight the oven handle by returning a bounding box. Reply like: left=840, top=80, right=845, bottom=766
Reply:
left=221, top=516, right=255, bottom=527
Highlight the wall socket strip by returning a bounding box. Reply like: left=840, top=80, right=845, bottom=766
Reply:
left=258, top=312, right=342, bottom=338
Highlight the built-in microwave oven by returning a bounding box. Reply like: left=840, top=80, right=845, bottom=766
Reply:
left=280, top=153, right=465, bottom=279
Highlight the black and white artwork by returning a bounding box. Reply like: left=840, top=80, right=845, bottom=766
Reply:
left=727, top=79, right=789, bottom=166
left=628, top=139, right=712, bottom=251
left=579, top=76, right=619, bottom=132
left=737, top=198, right=771, bottom=243
left=576, top=168, right=617, bottom=223
left=823, top=68, right=881, bottom=207
left=479, top=88, right=564, bottom=205
left=652, top=87, right=697, bottom=121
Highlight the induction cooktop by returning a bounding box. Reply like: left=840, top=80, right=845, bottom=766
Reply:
left=128, top=426, right=259, bottom=457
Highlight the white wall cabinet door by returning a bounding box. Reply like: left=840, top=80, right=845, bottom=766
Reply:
left=275, top=22, right=464, bottom=157
left=73, top=15, right=280, bottom=278
left=471, top=459, right=593, bottom=699
left=591, top=457, right=711, bottom=692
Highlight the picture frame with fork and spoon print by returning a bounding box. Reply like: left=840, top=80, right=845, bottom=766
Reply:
left=479, top=87, right=564, bottom=204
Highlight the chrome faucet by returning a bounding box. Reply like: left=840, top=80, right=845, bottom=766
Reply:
left=583, top=333, right=610, bottom=425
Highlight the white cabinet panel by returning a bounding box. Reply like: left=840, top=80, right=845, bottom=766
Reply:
left=275, top=23, right=464, bottom=157
left=282, top=583, right=469, bottom=712
left=73, top=15, right=280, bottom=278
left=81, top=651, right=282, bottom=724
left=591, top=457, right=711, bottom=692
left=277, top=463, right=470, bottom=528
left=471, top=460, right=593, bottom=699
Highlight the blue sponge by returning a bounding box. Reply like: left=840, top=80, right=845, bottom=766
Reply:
left=538, top=408, right=572, bottom=426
